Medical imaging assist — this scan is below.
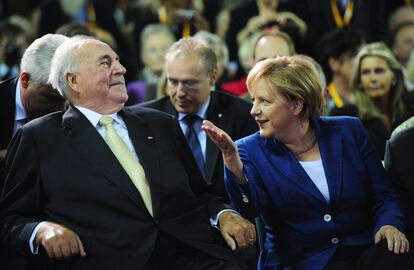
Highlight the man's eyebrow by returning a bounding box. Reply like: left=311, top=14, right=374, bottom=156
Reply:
left=97, top=54, right=111, bottom=62
left=97, top=53, right=120, bottom=62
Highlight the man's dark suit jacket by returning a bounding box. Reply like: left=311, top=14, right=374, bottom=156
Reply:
left=0, top=77, right=18, bottom=151
left=0, top=76, right=26, bottom=270
left=384, top=126, right=414, bottom=243
left=139, top=91, right=258, bottom=219
left=0, top=105, right=243, bottom=269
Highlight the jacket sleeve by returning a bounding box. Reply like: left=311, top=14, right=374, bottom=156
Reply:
left=0, top=127, right=43, bottom=255
left=224, top=139, right=262, bottom=220
left=352, top=118, right=406, bottom=234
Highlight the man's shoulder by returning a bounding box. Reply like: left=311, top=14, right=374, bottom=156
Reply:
left=391, top=116, right=414, bottom=138
left=210, top=90, right=252, bottom=111
left=0, top=77, right=18, bottom=100
left=25, top=111, right=65, bottom=128
left=138, top=96, right=171, bottom=111
left=390, top=124, right=414, bottom=148
left=318, top=116, right=362, bottom=132
left=0, top=76, right=18, bottom=87
left=124, top=105, right=174, bottom=122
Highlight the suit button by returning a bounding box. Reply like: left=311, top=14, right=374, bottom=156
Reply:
left=331, top=237, right=339, bottom=244
left=242, top=194, right=249, bottom=203
left=324, top=214, right=332, bottom=222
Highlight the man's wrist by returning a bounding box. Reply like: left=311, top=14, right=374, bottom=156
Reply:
left=211, top=209, right=240, bottom=229
left=29, top=221, right=46, bottom=254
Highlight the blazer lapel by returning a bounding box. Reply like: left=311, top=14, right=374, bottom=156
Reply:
left=205, top=97, right=222, bottom=182
left=163, top=100, right=178, bottom=117
left=315, top=120, right=344, bottom=207
left=121, top=110, right=162, bottom=216
left=62, top=106, right=150, bottom=214
left=265, top=139, right=328, bottom=204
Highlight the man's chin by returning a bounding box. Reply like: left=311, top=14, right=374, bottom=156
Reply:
left=175, top=104, right=193, bottom=114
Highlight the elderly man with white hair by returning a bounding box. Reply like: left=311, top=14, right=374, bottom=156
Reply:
left=0, top=36, right=253, bottom=270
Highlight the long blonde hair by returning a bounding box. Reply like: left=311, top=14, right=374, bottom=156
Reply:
left=350, top=42, right=408, bottom=124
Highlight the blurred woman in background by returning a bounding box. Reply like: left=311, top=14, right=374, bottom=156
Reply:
left=350, top=42, right=412, bottom=157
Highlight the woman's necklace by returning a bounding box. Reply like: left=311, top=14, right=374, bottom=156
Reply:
left=293, top=131, right=317, bottom=156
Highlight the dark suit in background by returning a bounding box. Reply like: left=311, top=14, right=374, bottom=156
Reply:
left=0, top=77, right=18, bottom=155
left=384, top=125, right=414, bottom=243
left=0, top=75, right=26, bottom=270
left=139, top=90, right=258, bottom=219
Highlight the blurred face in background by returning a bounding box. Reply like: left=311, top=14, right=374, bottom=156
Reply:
left=0, top=33, right=28, bottom=66
left=213, top=48, right=225, bottom=79
left=359, top=56, right=395, bottom=99
left=60, top=0, right=87, bottom=17
left=254, top=35, right=291, bottom=63
left=142, top=33, right=175, bottom=76
left=393, top=24, right=414, bottom=66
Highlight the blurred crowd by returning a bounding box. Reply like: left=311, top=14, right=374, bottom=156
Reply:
left=1, top=0, right=414, bottom=156
left=2, top=1, right=414, bottom=269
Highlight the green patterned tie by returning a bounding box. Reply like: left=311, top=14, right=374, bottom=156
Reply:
left=99, top=116, right=153, bottom=216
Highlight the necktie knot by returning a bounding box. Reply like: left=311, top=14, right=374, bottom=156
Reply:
left=184, top=114, right=200, bottom=128
left=99, top=116, right=113, bottom=127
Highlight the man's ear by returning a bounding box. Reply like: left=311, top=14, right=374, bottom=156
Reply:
left=209, top=70, right=218, bottom=86
left=291, top=99, right=304, bottom=116
left=19, top=72, right=30, bottom=89
left=66, top=72, right=80, bottom=93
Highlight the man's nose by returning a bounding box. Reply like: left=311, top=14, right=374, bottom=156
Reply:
left=114, top=62, right=127, bottom=75
left=176, top=82, right=187, bottom=96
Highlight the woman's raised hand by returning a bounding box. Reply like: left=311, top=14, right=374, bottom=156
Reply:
left=202, top=120, right=245, bottom=181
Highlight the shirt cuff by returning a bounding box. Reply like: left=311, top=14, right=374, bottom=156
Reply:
left=29, top=221, right=46, bottom=254
left=210, top=209, right=240, bottom=229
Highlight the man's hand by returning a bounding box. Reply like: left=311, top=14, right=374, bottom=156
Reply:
left=374, top=225, right=410, bottom=254
left=219, top=211, right=256, bottom=251
left=0, top=149, right=7, bottom=161
left=35, top=221, right=87, bottom=259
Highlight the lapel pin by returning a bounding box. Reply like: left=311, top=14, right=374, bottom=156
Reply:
left=147, top=136, right=154, bottom=140
left=218, top=113, right=223, bottom=118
